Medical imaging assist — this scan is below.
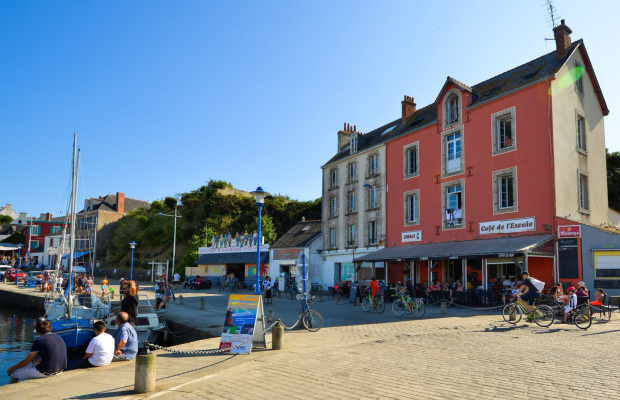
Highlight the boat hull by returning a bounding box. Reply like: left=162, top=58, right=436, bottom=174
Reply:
left=48, top=317, right=95, bottom=351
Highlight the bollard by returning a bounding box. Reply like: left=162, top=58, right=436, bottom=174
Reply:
left=134, top=350, right=156, bottom=393
left=509, top=304, right=516, bottom=321
left=272, top=321, right=283, bottom=350
left=200, top=297, right=205, bottom=310
left=318, top=291, right=322, bottom=302
left=178, top=295, right=184, bottom=306
left=440, top=300, right=447, bottom=314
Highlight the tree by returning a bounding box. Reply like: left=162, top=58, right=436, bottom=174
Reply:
left=0, top=215, right=13, bottom=224
left=607, top=149, right=620, bottom=211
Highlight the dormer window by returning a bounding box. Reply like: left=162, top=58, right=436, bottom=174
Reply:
left=447, top=95, right=459, bottom=123
left=443, top=89, right=462, bottom=128
left=350, top=134, right=358, bottom=154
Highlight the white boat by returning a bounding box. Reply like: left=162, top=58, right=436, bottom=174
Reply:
left=104, top=294, right=165, bottom=348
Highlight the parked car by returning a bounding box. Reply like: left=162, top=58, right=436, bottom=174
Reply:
left=6, top=269, right=26, bottom=282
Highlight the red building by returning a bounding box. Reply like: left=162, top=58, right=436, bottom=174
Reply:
left=354, top=21, right=610, bottom=293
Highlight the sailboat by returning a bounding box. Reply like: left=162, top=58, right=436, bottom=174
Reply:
left=42, top=134, right=110, bottom=351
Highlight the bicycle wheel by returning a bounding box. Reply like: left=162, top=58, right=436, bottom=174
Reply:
left=376, top=298, right=385, bottom=313
left=412, top=300, right=425, bottom=318
left=361, top=297, right=371, bottom=312
left=573, top=311, right=592, bottom=330
left=532, top=305, right=554, bottom=327
left=392, top=299, right=406, bottom=316
left=502, top=303, right=523, bottom=324
left=302, top=310, right=323, bottom=332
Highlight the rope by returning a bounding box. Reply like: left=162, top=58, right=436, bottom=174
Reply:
left=146, top=320, right=280, bottom=355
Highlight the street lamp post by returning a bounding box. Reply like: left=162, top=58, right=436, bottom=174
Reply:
left=129, top=241, right=137, bottom=281
left=250, top=187, right=270, bottom=296
left=157, top=207, right=181, bottom=280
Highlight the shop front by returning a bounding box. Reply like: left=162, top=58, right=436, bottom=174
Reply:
left=354, top=234, right=555, bottom=297
left=193, top=244, right=269, bottom=287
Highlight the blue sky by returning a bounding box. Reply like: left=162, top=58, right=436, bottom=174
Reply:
left=2, top=1, right=618, bottom=218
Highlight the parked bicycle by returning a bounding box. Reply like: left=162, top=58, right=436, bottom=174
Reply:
left=501, top=295, right=555, bottom=327
left=280, top=295, right=323, bottom=332
left=361, top=289, right=385, bottom=313
left=392, top=292, right=425, bottom=318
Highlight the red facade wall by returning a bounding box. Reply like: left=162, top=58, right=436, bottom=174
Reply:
left=386, top=82, right=556, bottom=246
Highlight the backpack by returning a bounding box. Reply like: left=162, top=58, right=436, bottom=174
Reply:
left=528, top=277, right=545, bottom=292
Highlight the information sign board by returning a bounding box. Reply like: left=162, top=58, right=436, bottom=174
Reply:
left=219, top=294, right=266, bottom=354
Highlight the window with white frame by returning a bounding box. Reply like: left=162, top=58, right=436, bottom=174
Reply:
left=347, top=224, right=356, bottom=247
left=330, top=196, right=337, bottom=217
left=30, top=240, right=39, bottom=250
left=350, top=134, right=358, bottom=154
left=51, top=226, right=62, bottom=234
left=329, top=227, right=337, bottom=248
left=30, top=225, right=41, bottom=236
left=404, top=191, right=419, bottom=224
left=369, top=154, right=378, bottom=176
left=577, top=115, right=587, bottom=152
left=404, top=143, right=419, bottom=178
left=330, top=168, right=338, bottom=187
left=447, top=95, right=459, bottom=124
left=491, top=107, right=516, bottom=155
left=348, top=162, right=357, bottom=182
left=444, top=183, right=463, bottom=227
left=445, top=132, right=462, bottom=173
left=368, top=221, right=377, bottom=245
left=579, top=173, right=589, bottom=211
left=574, top=62, right=584, bottom=94
left=496, top=169, right=521, bottom=212
left=348, top=191, right=356, bottom=213
left=369, top=186, right=377, bottom=209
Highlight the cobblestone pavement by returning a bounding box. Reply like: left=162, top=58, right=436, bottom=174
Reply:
left=146, top=314, right=619, bottom=400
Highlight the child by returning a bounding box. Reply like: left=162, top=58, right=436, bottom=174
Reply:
left=563, top=286, right=577, bottom=323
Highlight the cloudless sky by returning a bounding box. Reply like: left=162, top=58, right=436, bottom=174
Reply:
left=2, top=1, right=618, bottom=218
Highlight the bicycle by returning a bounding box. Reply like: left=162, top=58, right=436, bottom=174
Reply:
left=565, top=308, right=592, bottom=329
left=501, top=295, right=555, bottom=327
left=392, top=292, right=425, bottom=318
left=280, top=295, right=323, bottom=332
left=361, top=290, right=385, bottom=313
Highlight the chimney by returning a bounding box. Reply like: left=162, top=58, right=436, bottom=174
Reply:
left=553, top=19, right=572, bottom=59
left=116, top=192, right=125, bottom=214
left=401, top=95, right=416, bottom=123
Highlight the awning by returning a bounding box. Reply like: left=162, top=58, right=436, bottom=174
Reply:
left=195, top=251, right=269, bottom=265
left=0, top=243, right=22, bottom=251
left=354, top=234, right=554, bottom=262
left=61, top=251, right=91, bottom=260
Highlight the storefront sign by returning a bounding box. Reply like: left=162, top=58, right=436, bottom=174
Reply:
left=402, top=231, right=422, bottom=243
left=219, top=294, right=266, bottom=354
left=479, top=217, right=535, bottom=235
left=558, top=225, right=581, bottom=238
left=273, top=249, right=301, bottom=260
left=198, top=244, right=269, bottom=254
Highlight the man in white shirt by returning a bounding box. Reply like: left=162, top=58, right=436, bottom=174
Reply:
left=173, top=272, right=181, bottom=290
left=263, top=276, right=274, bottom=305
left=74, top=320, right=115, bottom=368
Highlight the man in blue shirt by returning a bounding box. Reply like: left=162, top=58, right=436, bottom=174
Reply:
left=7, top=318, right=67, bottom=383
left=112, top=311, right=138, bottom=361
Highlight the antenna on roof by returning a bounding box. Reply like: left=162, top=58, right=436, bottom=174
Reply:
left=542, top=0, right=560, bottom=29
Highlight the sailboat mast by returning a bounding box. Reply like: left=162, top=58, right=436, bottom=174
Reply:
left=67, top=134, right=79, bottom=313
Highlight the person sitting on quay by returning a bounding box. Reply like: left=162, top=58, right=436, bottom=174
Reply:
left=74, top=320, right=115, bottom=369
left=6, top=318, right=67, bottom=384
left=112, top=312, right=138, bottom=362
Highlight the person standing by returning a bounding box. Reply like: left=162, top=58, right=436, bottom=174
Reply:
left=121, top=280, right=139, bottom=326
left=112, top=312, right=138, bottom=361
left=263, top=276, right=274, bottom=305
left=74, top=321, right=115, bottom=368
left=173, top=272, right=180, bottom=290
left=6, top=319, right=67, bottom=383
